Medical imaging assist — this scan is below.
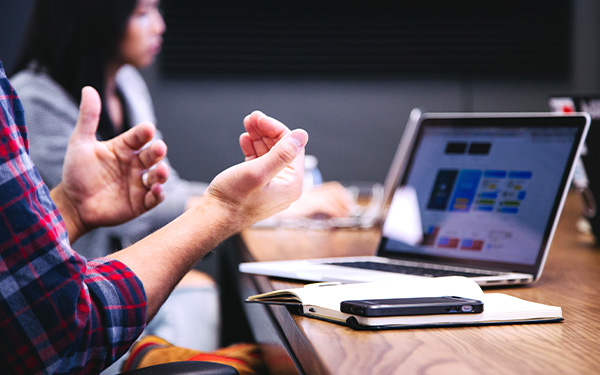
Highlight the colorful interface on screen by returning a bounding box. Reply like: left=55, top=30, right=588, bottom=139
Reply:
left=383, top=125, right=578, bottom=266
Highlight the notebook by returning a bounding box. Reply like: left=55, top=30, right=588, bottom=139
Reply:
left=240, top=112, right=590, bottom=287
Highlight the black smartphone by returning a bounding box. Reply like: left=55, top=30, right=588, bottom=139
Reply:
left=340, top=296, right=484, bottom=317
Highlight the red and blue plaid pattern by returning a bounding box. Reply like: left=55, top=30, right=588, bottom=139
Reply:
left=0, top=61, right=147, bottom=374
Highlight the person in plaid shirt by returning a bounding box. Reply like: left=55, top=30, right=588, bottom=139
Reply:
left=0, top=60, right=308, bottom=374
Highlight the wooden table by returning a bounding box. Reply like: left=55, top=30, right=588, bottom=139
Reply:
left=238, top=192, right=600, bottom=375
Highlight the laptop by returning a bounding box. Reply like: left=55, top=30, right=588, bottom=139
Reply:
left=240, top=112, right=590, bottom=287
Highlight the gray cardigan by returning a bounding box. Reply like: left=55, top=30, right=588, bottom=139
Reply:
left=11, top=65, right=208, bottom=258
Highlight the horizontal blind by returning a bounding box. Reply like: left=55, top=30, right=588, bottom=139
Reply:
left=160, top=0, right=571, bottom=79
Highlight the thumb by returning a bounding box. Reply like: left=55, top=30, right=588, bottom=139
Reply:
left=71, top=86, right=101, bottom=141
left=250, top=129, right=309, bottom=183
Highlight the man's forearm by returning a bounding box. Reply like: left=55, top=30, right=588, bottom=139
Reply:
left=109, top=195, right=242, bottom=318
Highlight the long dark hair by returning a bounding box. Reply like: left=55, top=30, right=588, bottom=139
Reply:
left=12, top=0, right=137, bottom=139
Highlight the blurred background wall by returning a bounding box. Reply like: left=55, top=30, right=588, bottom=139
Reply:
left=1, top=0, right=599, bottom=184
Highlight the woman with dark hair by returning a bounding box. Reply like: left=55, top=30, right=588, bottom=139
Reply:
left=12, top=0, right=198, bottom=258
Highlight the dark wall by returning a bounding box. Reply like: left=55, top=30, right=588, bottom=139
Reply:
left=2, top=0, right=599, bottom=184
left=0, top=0, right=33, bottom=72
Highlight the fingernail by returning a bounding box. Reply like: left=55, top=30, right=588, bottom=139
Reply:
left=290, top=130, right=308, bottom=148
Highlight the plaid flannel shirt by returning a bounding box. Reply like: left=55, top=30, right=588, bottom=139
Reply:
left=0, top=61, right=147, bottom=374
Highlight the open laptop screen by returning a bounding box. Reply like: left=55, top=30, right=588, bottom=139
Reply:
left=379, top=114, right=589, bottom=274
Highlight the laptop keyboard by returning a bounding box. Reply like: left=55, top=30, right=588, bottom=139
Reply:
left=326, top=261, right=497, bottom=278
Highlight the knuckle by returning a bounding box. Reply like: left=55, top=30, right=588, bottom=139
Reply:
left=276, top=144, right=296, bottom=164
